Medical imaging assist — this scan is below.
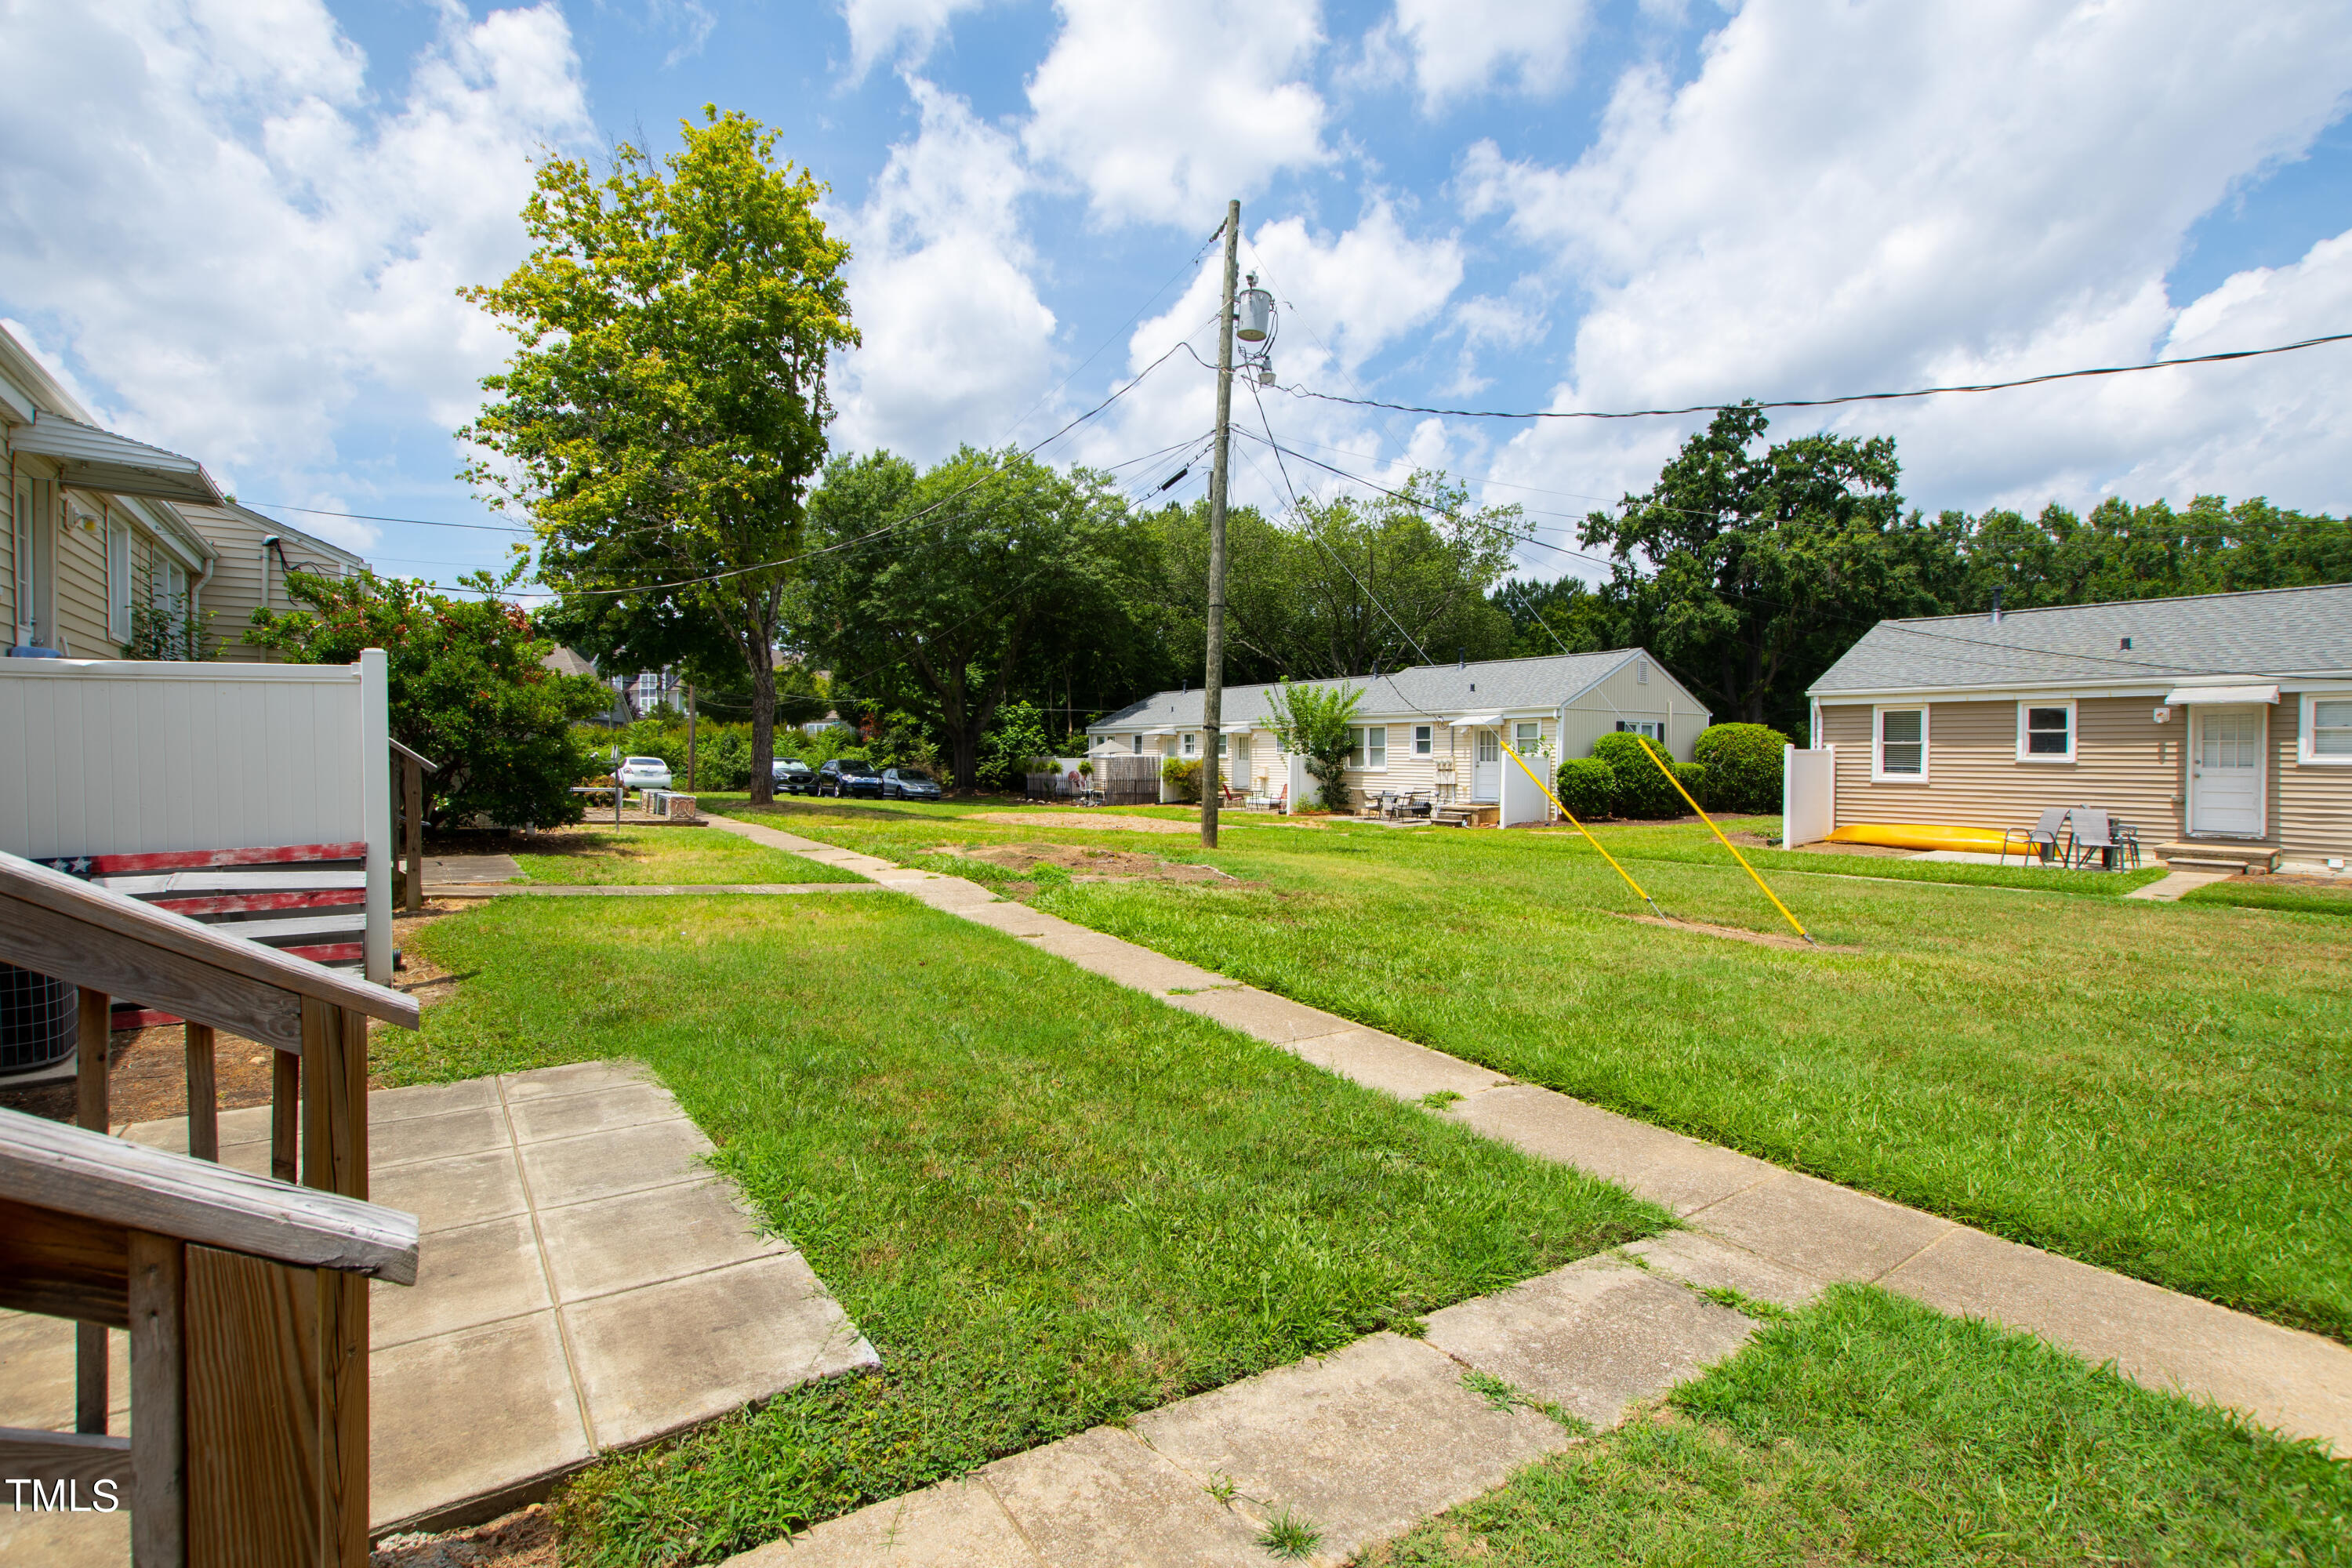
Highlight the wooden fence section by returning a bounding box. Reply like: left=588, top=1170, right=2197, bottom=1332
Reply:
left=1094, top=753, right=1160, bottom=807
left=0, top=847, right=419, bottom=1566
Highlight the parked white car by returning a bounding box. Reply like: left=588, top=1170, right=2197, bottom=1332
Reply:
left=615, top=756, right=673, bottom=791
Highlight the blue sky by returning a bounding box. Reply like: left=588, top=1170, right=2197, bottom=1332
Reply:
left=5, top=1, right=2350, bottom=596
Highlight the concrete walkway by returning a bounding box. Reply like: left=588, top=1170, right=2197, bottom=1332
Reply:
left=2123, top=868, right=2235, bottom=902
left=706, top=811, right=2352, bottom=1460
left=0, top=1062, right=873, bottom=1561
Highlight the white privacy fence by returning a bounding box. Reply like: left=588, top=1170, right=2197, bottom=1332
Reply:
left=1782, top=744, right=1836, bottom=848
left=0, top=651, right=392, bottom=980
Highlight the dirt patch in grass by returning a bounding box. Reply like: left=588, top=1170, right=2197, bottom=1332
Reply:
left=929, top=841, right=1233, bottom=883
left=1612, top=912, right=1855, bottom=953
left=971, top=810, right=1203, bottom=834
left=372, top=1504, right=555, bottom=1568
left=1791, top=839, right=1917, bottom=858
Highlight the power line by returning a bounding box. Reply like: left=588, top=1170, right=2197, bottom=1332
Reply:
left=1270, top=328, right=2352, bottom=422
left=244, top=503, right=531, bottom=534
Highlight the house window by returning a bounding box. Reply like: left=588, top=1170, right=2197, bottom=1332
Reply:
left=2017, top=702, right=2074, bottom=760
left=1215, top=731, right=1227, bottom=759
left=1475, top=730, right=1499, bottom=764
left=1513, top=720, right=1541, bottom=755
left=1635, top=659, right=1649, bottom=684
left=1614, top=720, right=1664, bottom=741
left=1875, top=706, right=1928, bottom=780
left=1131, top=734, right=1142, bottom=753
left=1181, top=732, right=1199, bottom=758
left=1413, top=724, right=1432, bottom=755
left=1348, top=726, right=1387, bottom=769
left=107, top=519, right=132, bottom=644
left=2305, top=696, right=2352, bottom=763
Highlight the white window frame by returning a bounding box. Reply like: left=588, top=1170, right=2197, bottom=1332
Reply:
left=2014, top=699, right=2076, bottom=763
left=1635, top=658, right=1649, bottom=684
left=107, top=517, right=133, bottom=643
left=1348, top=725, right=1388, bottom=771
left=2299, top=691, right=2352, bottom=765
left=1512, top=720, right=1542, bottom=756
left=1181, top=731, right=1199, bottom=758
left=1413, top=724, right=1432, bottom=756
left=1613, top=720, right=1664, bottom=741
left=1872, top=705, right=1929, bottom=782
left=1131, top=734, right=1142, bottom=754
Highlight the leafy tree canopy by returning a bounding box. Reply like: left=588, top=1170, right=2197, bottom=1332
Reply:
left=249, top=564, right=611, bottom=829
left=460, top=107, right=857, bottom=804
left=1264, top=680, right=1364, bottom=810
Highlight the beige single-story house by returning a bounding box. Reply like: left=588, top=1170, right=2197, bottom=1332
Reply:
left=1088, top=648, right=1710, bottom=816
left=1804, top=584, right=2352, bottom=869
left=3, top=321, right=368, bottom=662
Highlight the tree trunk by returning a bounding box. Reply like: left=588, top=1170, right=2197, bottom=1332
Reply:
left=950, top=725, right=979, bottom=793
left=747, top=644, right=777, bottom=805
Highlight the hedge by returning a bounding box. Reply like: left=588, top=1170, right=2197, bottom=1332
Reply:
left=1590, top=732, right=1685, bottom=818
left=1693, top=722, right=1791, bottom=814
left=1553, top=757, right=1616, bottom=819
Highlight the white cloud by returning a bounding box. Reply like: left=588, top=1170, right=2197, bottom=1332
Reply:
left=0, top=0, right=593, bottom=527
left=838, top=0, right=989, bottom=82
left=1385, top=0, right=1592, bottom=112
left=1023, top=0, right=1330, bottom=228
left=829, top=79, right=1058, bottom=461
left=1461, top=0, right=2352, bottom=518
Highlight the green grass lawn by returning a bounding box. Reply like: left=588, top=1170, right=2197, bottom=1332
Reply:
left=390, top=893, right=1663, bottom=1566
left=2181, top=879, right=2352, bottom=919
left=742, top=809, right=2352, bottom=1342
left=509, top=825, right=866, bottom=885
left=1373, top=1285, right=2352, bottom=1566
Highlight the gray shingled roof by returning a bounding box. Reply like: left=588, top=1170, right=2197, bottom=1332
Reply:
left=1809, top=583, right=2352, bottom=695
left=1089, top=649, right=1666, bottom=731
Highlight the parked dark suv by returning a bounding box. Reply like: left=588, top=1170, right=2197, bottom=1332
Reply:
left=773, top=757, right=817, bottom=794
left=815, top=757, right=884, bottom=798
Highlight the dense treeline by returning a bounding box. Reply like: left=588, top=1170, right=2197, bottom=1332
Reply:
left=538, top=408, right=2350, bottom=787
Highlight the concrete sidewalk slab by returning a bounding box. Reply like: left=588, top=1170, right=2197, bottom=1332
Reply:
left=734, top=1479, right=1041, bottom=1567
left=1037, top=938, right=1239, bottom=996
left=1690, top=1171, right=1952, bottom=1283
left=1446, top=1084, right=1777, bottom=1217
left=1163, top=985, right=1346, bottom=1041
left=1623, top=1230, right=1825, bottom=1309
left=2123, top=869, right=2233, bottom=901
left=1882, top=1226, right=2352, bottom=1446
left=372, top=1312, right=590, bottom=1530
left=982, top=1426, right=1269, bottom=1567
left=1129, top=1332, right=1570, bottom=1562
left=1422, top=1257, right=1755, bottom=1429
left=1285, top=1027, right=1509, bottom=1103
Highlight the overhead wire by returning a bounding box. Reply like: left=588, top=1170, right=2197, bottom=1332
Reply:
left=1272, top=328, right=2352, bottom=422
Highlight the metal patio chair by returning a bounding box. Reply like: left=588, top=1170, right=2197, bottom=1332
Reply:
left=2016, top=806, right=2072, bottom=866
left=2068, top=808, right=2121, bottom=870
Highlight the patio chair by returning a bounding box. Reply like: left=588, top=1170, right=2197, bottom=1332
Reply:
left=2110, top=819, right=2143, bottom=870
left=2019, top=806, right=2072, bottom=866
left=2068, top=808, right=2121, bottom=870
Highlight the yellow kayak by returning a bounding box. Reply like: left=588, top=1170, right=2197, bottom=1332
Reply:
left=1826, top=823, right=2027, bottom=855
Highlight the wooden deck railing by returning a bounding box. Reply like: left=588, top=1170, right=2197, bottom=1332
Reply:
left=0, top=848, right=420, bottom=1566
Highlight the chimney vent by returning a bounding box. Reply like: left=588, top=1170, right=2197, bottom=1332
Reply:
left=2120, top=636, right=2132, bottom=650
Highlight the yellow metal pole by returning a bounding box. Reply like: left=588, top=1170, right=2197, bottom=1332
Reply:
left=1635, top=738, right=1814, bottom=944
left=1499, top=742, right=1668, bottom=920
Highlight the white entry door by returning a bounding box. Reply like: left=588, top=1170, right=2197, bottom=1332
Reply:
left=1472, top=729, right=1501, bottom=801
left=2190, top=706, right=2266, bottom=837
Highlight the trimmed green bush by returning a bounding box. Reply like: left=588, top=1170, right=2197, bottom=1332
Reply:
left=1162, top=757, right=1203, bottom=804
left=1671, top=761, right=1708, bottom=811
left=1590, top=731, right=1683, bottom=818
left=1693, top=722, right=1791, bottom=814
left=1553, top=757, right=1617, bottom=819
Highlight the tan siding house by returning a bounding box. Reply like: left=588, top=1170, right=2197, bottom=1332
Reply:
left=1806, top=586, right=2352, bottom=869
left=1090, top=649, right=1711, bottom=816
left=177, top=502, right=366, bottom=661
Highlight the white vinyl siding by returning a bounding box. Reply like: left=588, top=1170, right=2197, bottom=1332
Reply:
left=1875, top=706, right=1928, bottom=780
left=2016, top=700, right=2074, bottom=761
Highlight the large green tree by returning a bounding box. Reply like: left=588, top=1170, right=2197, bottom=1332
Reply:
left=1149, top=473, right=1519, bottom=683
left=1583, top=404, right=1955, bottom=730
left=801, top=447, right=1153, bottom=790
left=1949, top=495, right=2352, bottom=609
left=459, top=108, right=856, bottom=804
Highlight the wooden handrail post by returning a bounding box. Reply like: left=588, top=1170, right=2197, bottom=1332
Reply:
left=299, top=999, right=371, bottom=1563
left=270, top=1051, right=299, bottom=1185
left=184, top=1023, right=218, bottom=1163
left=76, top=986, right=111, bottom=1436
left=128, top=1229, right=186, bottom=1567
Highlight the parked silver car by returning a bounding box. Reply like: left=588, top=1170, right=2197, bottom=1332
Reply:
left=615, top=755, right=673, bottom=791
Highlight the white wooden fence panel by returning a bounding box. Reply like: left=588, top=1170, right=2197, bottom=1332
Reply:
left=0, top=656, right=392, bottom=980
left=1500, top=751, right=1550, bottom=828
left=1783, top=745, right=1835, bottom=848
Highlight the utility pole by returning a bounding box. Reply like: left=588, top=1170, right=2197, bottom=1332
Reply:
left=1201, top=198, right=1240, bottom=849
left=685, top=683, right=697, bottom=792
